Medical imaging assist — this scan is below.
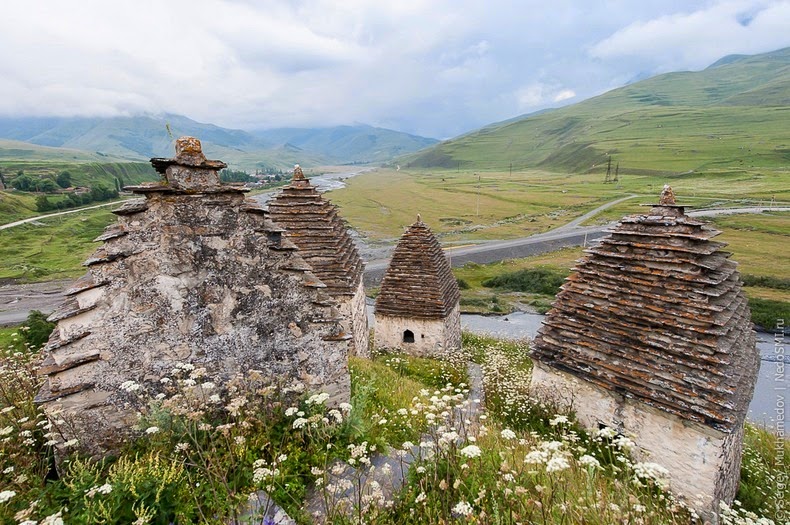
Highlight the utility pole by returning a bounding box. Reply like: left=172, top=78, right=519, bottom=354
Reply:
left=604, top=157, right=612, bottom=183
left=613, top=162, right=619, bottom=183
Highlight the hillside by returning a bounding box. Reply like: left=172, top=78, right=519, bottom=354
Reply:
left=404, top=47, right=790, bottom=174
left=252, top=125, right=438, bottom=163
left=0, top=115, right=437, bottom=169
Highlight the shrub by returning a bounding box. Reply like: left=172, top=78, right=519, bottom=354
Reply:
left=482, top=267, right=568, bottom=296
left=742, top=274, right=790, bottom=290
left=748, top=298, right=790, bottom=332
left=20, top=310, right=55, bottom=350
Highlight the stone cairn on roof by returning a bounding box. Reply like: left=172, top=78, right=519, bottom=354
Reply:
left=374, top=216, right=461, bottom=356
left=37, top=137, right=351, bottom=456
left=530, top=185, right=759, bottom=519
left=268, top=165, right=368, bottom=356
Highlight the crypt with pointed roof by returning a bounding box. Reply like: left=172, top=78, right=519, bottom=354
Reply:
left=374, top=216, right=461, bottom=356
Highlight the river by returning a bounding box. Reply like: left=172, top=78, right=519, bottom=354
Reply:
left=252, top=167, right=375, bottom=206
left=460, top=311, right=786, bottom=428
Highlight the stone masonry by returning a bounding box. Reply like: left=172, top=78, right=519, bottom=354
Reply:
left=375, top=216, right=461, bottom=356
left=530, top=185, right=759, bottom=520
left=268, top=166, right=369, bottom=356
left=37, top=137, right=351, bottom=456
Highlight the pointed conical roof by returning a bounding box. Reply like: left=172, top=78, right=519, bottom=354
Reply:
left=532, top=186, right=758, bottom=432
left=375, top=217, right=460, bottom=319
left=268, top=166, right=364, bottom=296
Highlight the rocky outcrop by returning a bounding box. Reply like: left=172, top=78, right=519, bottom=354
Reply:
left=37, top=137, right=351, bottom=456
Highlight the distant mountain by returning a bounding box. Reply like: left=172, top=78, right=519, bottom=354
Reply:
left=0, top=114, right=437, bottom=170
left=251, top=125, right=438, bottom=163
left=404, top=47, right=790, bottom=174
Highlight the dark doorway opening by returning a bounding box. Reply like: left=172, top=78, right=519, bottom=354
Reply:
left=403, top=330, right=415, bottom=343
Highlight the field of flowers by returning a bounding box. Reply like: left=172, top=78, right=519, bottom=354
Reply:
left=0, top=330, right=786, bottom=524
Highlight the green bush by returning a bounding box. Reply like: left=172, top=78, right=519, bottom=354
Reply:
left=742, top=274, right=790, bottom=290
left=20, top=310, right=55, bottom=349
left=482, top=267, right=568, bottom=295
left=748, top=298, right=790, bottom=332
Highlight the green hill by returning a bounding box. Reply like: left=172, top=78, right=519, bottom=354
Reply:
left=404, top=47, right=790, bottom=175
left=0, top=139, right=126, bottom=162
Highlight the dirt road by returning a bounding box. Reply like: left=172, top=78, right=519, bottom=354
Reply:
left=1, top=204, right=787, bottom=326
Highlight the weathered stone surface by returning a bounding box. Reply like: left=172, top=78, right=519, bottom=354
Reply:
left=268, top=166, right=369, bottom=356
left=375, top=217, right=461, bottom=355
left=530, top=186, right=759, bottom=519
left=37, top=137, right=351, bottom=456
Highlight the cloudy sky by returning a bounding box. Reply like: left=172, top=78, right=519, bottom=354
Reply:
left=2, top=0, right=789, bottom=138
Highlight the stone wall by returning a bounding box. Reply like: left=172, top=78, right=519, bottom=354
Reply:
left=374, top=304, right=461, bottom=357
left=339, top=280, right=370, bottom=357
left=531, top=361, right=740, bottom=521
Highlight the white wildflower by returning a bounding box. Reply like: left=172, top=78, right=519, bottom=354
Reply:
left=596, top=427, right=617, bottom=439
left=500, top=428, right=516, bottom=440
left=0, top=490, right=16, bottom=503
left=459, top=445, right=482, bottom=458
left=306, top=392, right=330, bottom=406
left=452, top=501, right=474, bottom=517
left=285, top=407, right=299, bottom=417
left=119, top=380, right=140, bottom=392
left=145, top=426, right=159, bottom=435
left=292, top=418, right=308, bottom=429
left=546, top=456, right=570, bottom=473
left=578, top=455, right=600, bottom=469
left=40, top=511, right=64, bottom=525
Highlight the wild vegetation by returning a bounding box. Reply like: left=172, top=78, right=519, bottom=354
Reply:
left=0, top=332, right=784, bottom=524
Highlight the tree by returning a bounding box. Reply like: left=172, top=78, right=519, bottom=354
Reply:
left=35, top=178, right=58, bottom=193
left=56, top=171, right=72, bottom=188
left=35, top=195, right=53, bottom=212
left=12, top=174, right=34, bottom=191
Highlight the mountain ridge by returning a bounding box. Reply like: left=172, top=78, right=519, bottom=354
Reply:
left=403, top=47, right=790, bottom=174
left=0, top=114, right=438, bottom=170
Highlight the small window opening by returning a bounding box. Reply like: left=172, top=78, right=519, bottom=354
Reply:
left=403, top=330, right=415, bottom=343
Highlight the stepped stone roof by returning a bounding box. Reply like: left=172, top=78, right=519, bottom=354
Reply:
left=267, top=166, right=364, bottom=296
left=375, top=216, right=460, bottom=319
left=532, top=186, right=758, bottom=432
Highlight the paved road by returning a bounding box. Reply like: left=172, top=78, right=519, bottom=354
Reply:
left=0, top=199, right=128, bottom=231
left=1, top=203, right=787, bottom=326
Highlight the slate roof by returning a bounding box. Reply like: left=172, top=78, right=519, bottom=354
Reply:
left=532, top=186, right=759, bottom=432
left=267, top=166, right=364, bottom=296
left=375, top=217, right=460, bottom=319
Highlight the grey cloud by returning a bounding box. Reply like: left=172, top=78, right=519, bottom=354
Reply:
left=1, top=0, right=789, bottom=138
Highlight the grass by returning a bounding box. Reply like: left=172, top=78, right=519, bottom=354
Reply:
left=0, top=206, right=116, bottom=282
left=0, top=191, right=38, bottom=223
left=329, top=166, right=789, bottom=244
left=0, top=333, right=785, bottom=524
left=329, top=168, right=611, bottom=242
